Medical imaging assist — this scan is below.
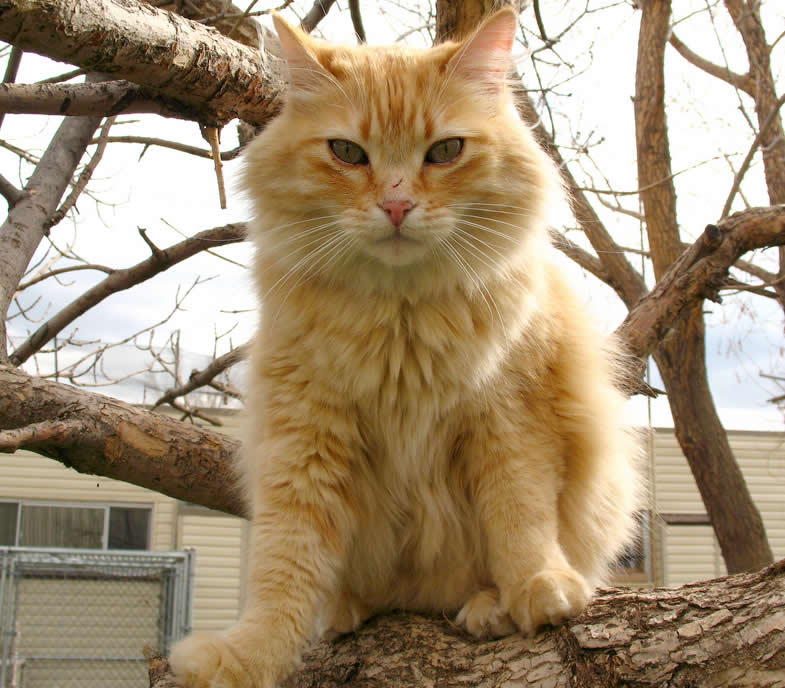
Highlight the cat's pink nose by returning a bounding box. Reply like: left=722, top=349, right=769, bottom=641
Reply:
left=381, top=199, right=414, bottom=227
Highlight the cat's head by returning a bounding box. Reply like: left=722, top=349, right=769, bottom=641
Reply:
left=244, top=8, right=557, bottom=295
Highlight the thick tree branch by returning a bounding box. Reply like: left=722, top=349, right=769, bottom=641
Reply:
left=151, top=560, right=785, bottom=687
left=9, top=223, right=247, bottom=365
left=0, top=0, right=283, bottom=127
left=617, top=206, right=785, bottom=363
left=0, top=363, right=243, bottom=515
left=0, top=80, right=201, bottom=119
left=0, top=114, right=101, bottom=362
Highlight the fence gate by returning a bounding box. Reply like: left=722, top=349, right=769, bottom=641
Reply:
left=0, top=548, right=193, bottom=688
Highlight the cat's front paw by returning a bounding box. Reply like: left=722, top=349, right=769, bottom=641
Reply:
left=456, top=588, right=516, bottom=638
left=170, top=632, right=270, bottom=688
left=510, top=568, right=592, bottom=636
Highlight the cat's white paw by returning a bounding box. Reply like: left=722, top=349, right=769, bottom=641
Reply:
left=170, top=633, right=249, bottom=688
left=456, top=588, right=516, bottom=638
left=509, top=568, right=592, bottom=636
left=170, top=631, right=278, bottom=688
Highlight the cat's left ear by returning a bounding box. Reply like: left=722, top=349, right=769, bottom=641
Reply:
left=447, top=8, right=517, bottom=94
left=272, top=13, right=330, bottom=94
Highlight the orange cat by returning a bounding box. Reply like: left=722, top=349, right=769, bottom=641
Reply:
left=171, top=8, right=641, bottom=687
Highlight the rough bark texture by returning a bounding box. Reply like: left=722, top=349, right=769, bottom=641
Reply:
left=149, top=560, right=785, bottom=687
left=633, top=0, right=773, bottom=574
left=0, top=0, right=282, bottom=127
left=0, top=114, right=101, bottom=361
left=0, top=364, right=243, bottom=516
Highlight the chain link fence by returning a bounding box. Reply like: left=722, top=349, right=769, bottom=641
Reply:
left=0, top=548, right=193, bottom=688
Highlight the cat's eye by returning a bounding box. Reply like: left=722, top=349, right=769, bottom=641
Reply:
left=329, top=139, right=369, bottom=165
left=425, top=138, right=464, bottom=164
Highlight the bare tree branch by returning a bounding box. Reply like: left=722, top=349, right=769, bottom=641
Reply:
left=0, top=115, right=102, bottom=362
left=669, top=32, right=753, bottom=94
left=0, top=44, right=22, bottom=130
left=617, top=205, right=785, bottom=363
left=9, top=223, right=247, bottom=365
left=548, top=228, right=610, bottom=283
left=0, top=0, right=283, bottom=127
left=0, top=80, right=200, bottom=119
left=98, top=136, right=243, bottom=161
left=0, top=363, right=243, bottom=515
left=300, top=0, right=339, bottom=34
left=721, top=91, right=785, bottom=219
left=0, top=172, right=24, bottom=207
left=46, top=115, right=116, bottom=231
left=348, top=0, right=367, bottom=43
left=152, top=344, right=248, bottom=409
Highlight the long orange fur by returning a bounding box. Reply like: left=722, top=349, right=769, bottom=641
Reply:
left=170, top=9, right=642, bottom=687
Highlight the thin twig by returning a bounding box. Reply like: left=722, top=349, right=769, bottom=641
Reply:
left=205, top=126, right=227, bottom=209
left=721, top=91, right=785, bottom=219
left=46, top=116, right=116, bottom=231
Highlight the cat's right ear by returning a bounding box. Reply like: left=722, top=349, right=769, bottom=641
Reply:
left=272, top=13, right=330, bottom=94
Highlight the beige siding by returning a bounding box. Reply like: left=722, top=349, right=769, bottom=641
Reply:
left=0, top=451, right=177, bottom=551
left=653, top=429, right=785, bottom=585
left=662, top=524, right=723, bottom=587
left=178, top=511, right=246, bottom=632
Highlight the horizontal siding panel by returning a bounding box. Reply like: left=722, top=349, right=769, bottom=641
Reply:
left=654, top=427, right=784, bottom=585
left=180, top=513, right=245, bottom=633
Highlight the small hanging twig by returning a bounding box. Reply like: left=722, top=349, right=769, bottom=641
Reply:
left=205, top=126, right=227, bottom=209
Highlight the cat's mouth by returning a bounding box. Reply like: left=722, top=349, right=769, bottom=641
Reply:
left=366, top=230, right=426, bottom=266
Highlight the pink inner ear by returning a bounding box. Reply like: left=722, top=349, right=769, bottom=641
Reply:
left=453, top=10, right=517, bottom=86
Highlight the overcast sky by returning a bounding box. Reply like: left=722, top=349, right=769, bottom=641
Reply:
left=3, top=0, right=784, bottom=430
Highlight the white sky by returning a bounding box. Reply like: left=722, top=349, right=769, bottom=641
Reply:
left=2, top=0, right=784, bottom=429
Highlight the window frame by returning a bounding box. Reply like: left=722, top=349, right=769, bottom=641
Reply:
left=0, top=499, right=153, bottom=550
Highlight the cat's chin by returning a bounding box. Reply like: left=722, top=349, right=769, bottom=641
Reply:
left=362, top=235, right=430, bottom=267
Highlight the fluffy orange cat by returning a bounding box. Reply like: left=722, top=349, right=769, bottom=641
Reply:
left=171, top=8, right=641, bottom=687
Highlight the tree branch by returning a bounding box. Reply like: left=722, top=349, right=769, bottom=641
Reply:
left=617, top=205, right=785, bottom=363
left=300, top=0, right=339, bottom=34
left=9, top=223, right=247, bottom=365
left=0, top=0, right=283, bottom=127
left=0, top=80, right=201, bottom=119
left=151, top=560, right=785, bottom=686
left=669, top=32, right=753, bottom=94
left=0, top=363, right=243, bottom=515
left=348, top=0, right=366, bottom=43
left=0, top=115, right=102, bottom=362
left=152, top=344, right=248, bottom=409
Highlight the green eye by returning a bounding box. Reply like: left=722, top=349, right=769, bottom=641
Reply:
left=425, top=137, right=464, bottom=164
left=329, top=139, right=369, bottom=165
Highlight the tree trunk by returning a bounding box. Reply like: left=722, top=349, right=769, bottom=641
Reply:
left=655, top=307, right=774, bottom=573
left=148, top=560, right=785, bottom=687
left=633, top=0, right=773, bottom=573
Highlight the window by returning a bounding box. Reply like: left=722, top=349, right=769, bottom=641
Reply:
left=614, top=511, right=651, bottom=581
left=0, top=501, right=152, bottom=550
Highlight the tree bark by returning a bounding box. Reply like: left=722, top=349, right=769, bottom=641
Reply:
left=0, top=364, right=243, bottom=516
left=0, top=114, right=101, bottom=361
left=148, top=559, right=785, bottom=687
left=633, top=0, right=773, bottom=573
left=0, top=0, right=282, bottom=127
